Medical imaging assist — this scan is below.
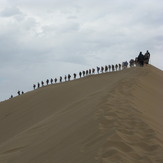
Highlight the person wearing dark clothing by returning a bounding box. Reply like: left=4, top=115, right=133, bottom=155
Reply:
left=46, top=79, right=49, bottom=85
left=33, top=84, right=36, bottom=90
left=50, top=78, right=53, bottom=84
left=83, top=71, right=85, bottom=77
left=54, top=78, right=57, bottom=83
left=17, top=91, right=20, bottom=95
left=129, top=59, right=135, bottom=67
left=10, top=95, right=13, bottom=98
left=115, top=64, right=118, bottom=71
left=105, top=65, right=108, bottom=72
left=79, top=72, right=82, bottom=78
left=92, top=68, right=95, bottom=74
left=108, top=65, right=111, bottom=72
left=86, top=70, right=88, bottom=76
left=101, top=66, right=104, bottom=73
left=144, top=50, right=150, bottom=64
left=118, top=64, right=121, bottom=70
left=74, top=73, right=77, bottom=79
left=89, top=69, right=91, bottom=75
left=64, top=75, right=67, bottom=81
left=68, top=74, right=71, bottom=81
left=41, top=81, right=44, bottom=86
left=22, top=91, right=24, bottom=94
left=112, top=65, right=115, bottom=71
left=38, top=82, right=40, bottom=88
left=97, top=67, right=100, bottom=74
left=138, top=52, right=144, bottom=66
left=60, top=76, right=62, bottom=82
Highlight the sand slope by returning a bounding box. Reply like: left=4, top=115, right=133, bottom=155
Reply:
left=0, top=65, right=163, bottom=163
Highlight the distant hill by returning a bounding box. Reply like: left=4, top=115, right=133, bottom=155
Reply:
left=0, top=65, right=163, bottom=163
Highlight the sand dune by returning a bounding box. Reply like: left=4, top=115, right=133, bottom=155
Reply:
left=0, top=65, right=163, bottom=163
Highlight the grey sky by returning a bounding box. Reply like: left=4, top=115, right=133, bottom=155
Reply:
left=0, top=0, right=163, bottom=101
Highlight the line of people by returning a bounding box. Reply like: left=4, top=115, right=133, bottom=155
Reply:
left=32, top=64, right=124, bottom=90
left=9, top=50, right=150, bottom=99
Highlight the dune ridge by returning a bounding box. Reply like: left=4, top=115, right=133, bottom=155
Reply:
left=0, top=65, right=163, bottom=163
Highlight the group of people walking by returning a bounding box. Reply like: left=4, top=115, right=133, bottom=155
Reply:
left=9, top=50, right=150, bottom=99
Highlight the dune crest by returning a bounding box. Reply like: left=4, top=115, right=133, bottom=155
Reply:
left=0, top=65, right=163, bottom=163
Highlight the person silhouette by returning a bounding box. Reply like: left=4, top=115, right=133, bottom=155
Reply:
left=33, top=84, right=36, bottom=90
left=64, top=75, right=67, bottom=81
left=38, top=82, right=40, bottom=88
left=46, top=79, right=49, bottom=85
left=41, top=81, right=44, bottom=87
left=83, top=71, right=85, bottom=77
left=50, top=78, right=53, bottom=84
left=68, top=74, right=71, bottom=81
left=138, top=51, right=144, bottom=66
left=89, top=69, right=91, bottom=75
left=119, top=64, right=121, bottom=70
left=115, top=64, right=118, bottom=71
left=97, top=67, right=100, bottom=74
left=54, top=78, right=57, bottom=83
left=17, top=91, right=20, bottom=95
left=108, top=65, right=111, bottom=72
left=92, top=68, right=95, bottom=74
left=144, top=50, right=150, bottom=64
left=60, top=76, right=62, bottom=82
left=79, top=72, right=82, bottom=78
left=112, top=65, right=115, bottom=71
left=73, top=73, right=77, bottom=79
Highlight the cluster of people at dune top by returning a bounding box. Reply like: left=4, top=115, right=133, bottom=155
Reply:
left=10, top=50, right=150, bottom=99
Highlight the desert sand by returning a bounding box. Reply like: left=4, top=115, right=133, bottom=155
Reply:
left=0, top=65, right=163, bottom=163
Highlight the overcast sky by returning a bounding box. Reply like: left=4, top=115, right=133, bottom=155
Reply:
left=0, top=0, right=163, bottom=101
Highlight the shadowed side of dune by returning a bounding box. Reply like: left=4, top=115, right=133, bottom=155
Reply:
left=0, top=65, right=163, bottom=163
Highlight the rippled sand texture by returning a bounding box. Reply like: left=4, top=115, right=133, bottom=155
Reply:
left=0, top=65, right=163, bottom=163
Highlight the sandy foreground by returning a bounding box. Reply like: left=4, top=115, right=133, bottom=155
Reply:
left=0, top=65, right=163, bottom=163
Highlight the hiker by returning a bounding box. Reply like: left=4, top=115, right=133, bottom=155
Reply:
left=138, top=52, right=144, bottom=66
left=101, top=66, right=104, bottom=73
left=50, top=78, right=53, bottom=84
left=135, top=57, right=138, bottom=66
left=122, top=61, right=128, bottom=69
left=115, top=64, right=118, bottom=71
left=79, top=72, right=82, bottom=78
left=118, top=64, right=121, bottom=70
left=144, top=50, right=150, bottom=64
left=86, top=70, right=88, bottom=76
left=97, top=67, right=100, bottom=74
left=54, top=78, right=57, bottom=83
left=89, top=69, right=91, bottom=75
left=41, top=81, right=44, bottom=86
left=108, top=65, right=111, bottom=72
left=17, top=90, right=20, bottom=95
left=46, top=79, right=49, bottom=85
left=112, top=65, right=115, bottom=71
left=105, top=65, right=108, bottom=72
left=74, top=73, right=77, bottom=79
left=83, top=71, right=85, bottom=77
left=33, top=84, right=36, bottom=90
left=92, top=68, right=95, bottom=74
left=129, top=59, right=135, bottom=67
left=60, top=76, right=62, bottom=82
left=64, top=75, right=67, bottom=81
left=68, top=74, right=71, bottom=81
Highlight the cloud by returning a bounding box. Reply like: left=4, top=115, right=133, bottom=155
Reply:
left=0, top=0, right=163, bottom=101
left=0, top=6, right=22, bottom=17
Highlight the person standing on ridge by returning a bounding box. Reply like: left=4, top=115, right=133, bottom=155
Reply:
left=138, top=51, right=144, bottom=66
